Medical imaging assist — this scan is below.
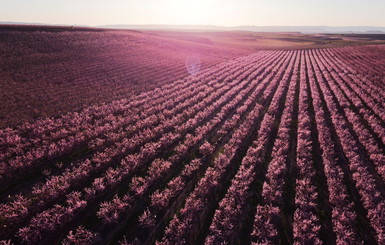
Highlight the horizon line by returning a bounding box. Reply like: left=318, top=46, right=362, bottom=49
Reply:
left=1, top=21, right=385, bottom=28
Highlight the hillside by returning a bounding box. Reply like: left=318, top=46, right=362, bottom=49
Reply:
left=0, top=25, right=252, bottom=128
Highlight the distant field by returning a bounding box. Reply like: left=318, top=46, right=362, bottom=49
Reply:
left=145, top=30, right=385, bottom=49
left=0, top=25, right=252, bottom=128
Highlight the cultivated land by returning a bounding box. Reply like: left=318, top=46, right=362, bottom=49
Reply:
left=1, top=25, right=385, bottom=244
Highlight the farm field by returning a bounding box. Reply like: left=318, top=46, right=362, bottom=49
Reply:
left=1, top=31, right=385, bottom=244
left=2, top=26, right=385, bottom=128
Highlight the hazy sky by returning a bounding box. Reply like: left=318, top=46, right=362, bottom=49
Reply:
left=1, top=0, right=385, bottom=26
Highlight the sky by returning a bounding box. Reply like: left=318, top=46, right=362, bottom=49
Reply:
left=1, top=0, right=385, bottom=27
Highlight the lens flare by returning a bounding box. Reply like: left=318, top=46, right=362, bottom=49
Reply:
left=185, top=55, right=201, bottom=75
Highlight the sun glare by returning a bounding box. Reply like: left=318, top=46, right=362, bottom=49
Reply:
left=163, top=0, right=219, bottom=24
